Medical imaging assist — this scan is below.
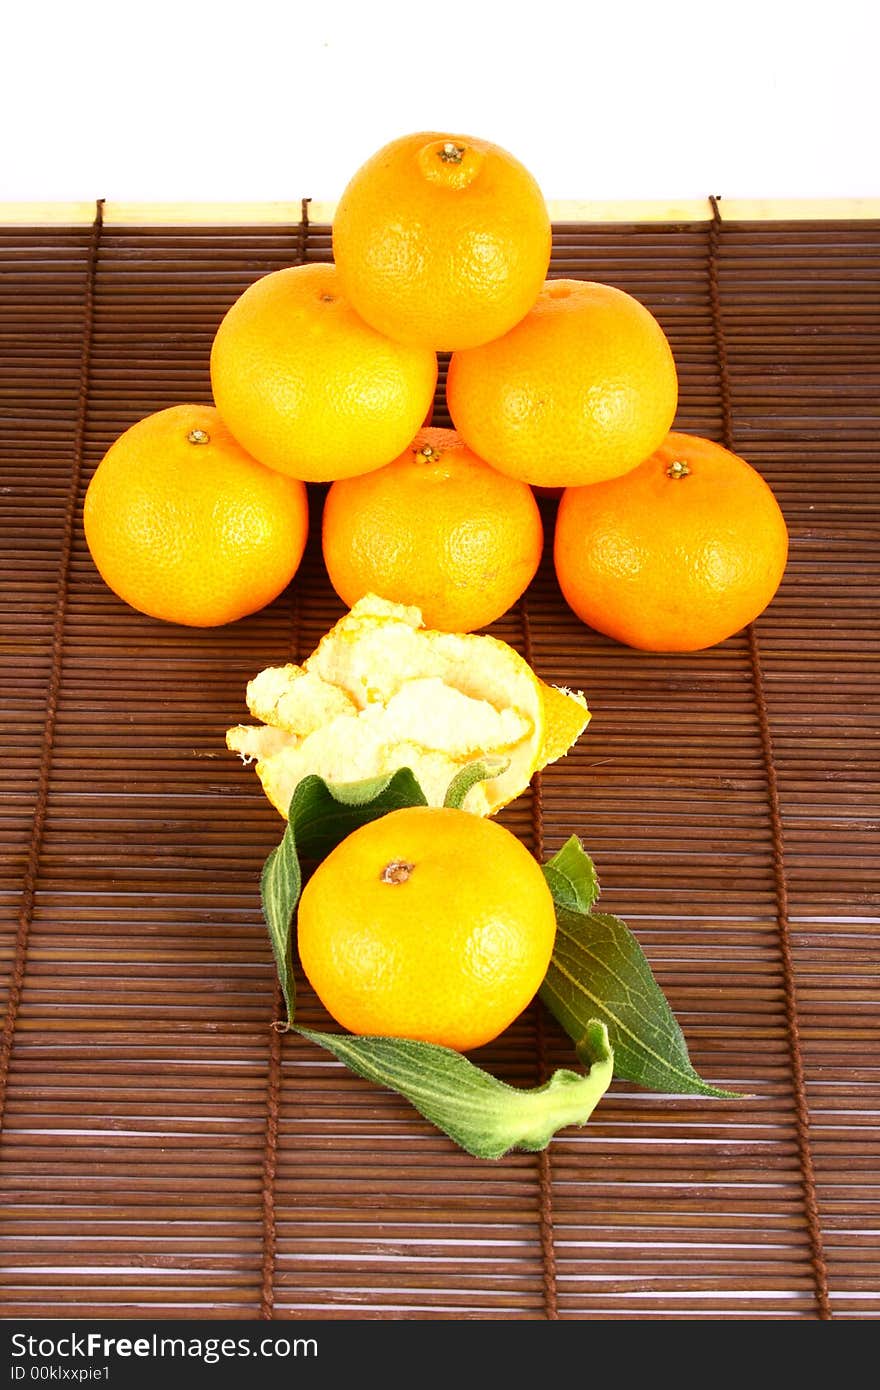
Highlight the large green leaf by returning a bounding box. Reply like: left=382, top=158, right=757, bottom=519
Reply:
left=541, top=839, right=743, bottom=1099
left=298, top=1022, right=613, bottom=1160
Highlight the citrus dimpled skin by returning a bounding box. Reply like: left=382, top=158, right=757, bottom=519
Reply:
left=447, top=278, right=679, bottom=488
left=553, top=431, right=790, bottom=652
left=321, top=427, right=544, bottom=633
left=209, top=262, right=437, bottom=483
left=83, top=404, right=309, bottom=627
left=296, top=806, right=558, bottom=1051
left=332, top=131, right=552, bottom=351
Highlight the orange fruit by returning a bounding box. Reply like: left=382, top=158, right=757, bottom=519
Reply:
left=332, top=131, right=551, bottom=351
left=83, top=404, right=309, bottom=627
left=296, top=805, right=558, bottom=1051
left=446, top=278, right=679, bottom=488
left=553, top=431, right=790, bottom=652
left=209, top=262, right=437, bottom=483
left=321, top=427, right=544, bottom=633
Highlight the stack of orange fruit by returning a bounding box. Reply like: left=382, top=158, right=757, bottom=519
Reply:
left=84, top=128, right=788, bottom=651
left=79, top=130, right=794, bottom=1055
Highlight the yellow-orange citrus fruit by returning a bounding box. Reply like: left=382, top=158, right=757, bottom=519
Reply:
left=83, top=404, right=309, bottom=627
left=321, top=427, right=544, bottom=632
left=209, top=262, right=437, bottom=483
left=227, top=594, right=590, bottom=819
left=446, top=278, right=679, bottom=488
left=332, top=131, right=551, bottom=351
left=297, top=805, right=558, bottom=1051
left=553, top=431, right=790, bottom=652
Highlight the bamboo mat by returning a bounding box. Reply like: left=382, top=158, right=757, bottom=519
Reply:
left=1, top=205, right=878, bottom=1321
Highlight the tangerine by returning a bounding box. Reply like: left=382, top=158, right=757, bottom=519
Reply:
left=321, top=427, right=544, bottom=633
left=83, top=404, right=309, bottom=627
left=332, top=131, right=551, bottom=350
left=446, top=278, right=678, bottom=488
left=296, top=805, right=558, bottom=1051
left=553, top=431, right=789, bottom=652
left=210, top=262, right=437, bottom=483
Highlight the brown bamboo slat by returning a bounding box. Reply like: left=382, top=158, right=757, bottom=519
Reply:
left=1, top=208, right=878, bottom=1322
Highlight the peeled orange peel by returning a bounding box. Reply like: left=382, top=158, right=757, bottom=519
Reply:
left=226, top=594, right=590, bottom=817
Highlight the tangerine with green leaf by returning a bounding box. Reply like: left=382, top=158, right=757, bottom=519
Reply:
left=296, top=805, right=558, bottom=1051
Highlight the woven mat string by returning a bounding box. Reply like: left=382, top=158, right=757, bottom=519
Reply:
left=0, top=199, right=104, bottom=1135
left=258, top=199, right=311, bottom=1320
left=519, top=593, right=560, bottom=1320
left=707, top=194, right=832, bottom=1320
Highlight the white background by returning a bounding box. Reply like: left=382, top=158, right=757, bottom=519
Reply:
left=3, top=0, right=878, bottom=203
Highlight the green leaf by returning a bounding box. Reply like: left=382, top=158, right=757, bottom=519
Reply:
left=542, top=834, right=600, bottom=913
left=297, top=1022, right=614, bottom=1160
left=443, top=758, right=510, bottom=810
left=541, top=905, right=743, bottom=1099
left=540, top=840, right=742, bottom=1099
left=260, top=817, right=301, bottom=1026
left=260, top=769, right=429, bottom=1025
left=290, top=767, right=428, bottom=862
